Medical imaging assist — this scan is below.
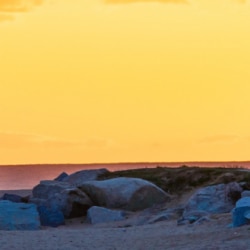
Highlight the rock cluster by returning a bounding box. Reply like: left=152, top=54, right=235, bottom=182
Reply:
left=1, top=168, right=250, bottom=230
left=0, top=168, right=170, bottom=229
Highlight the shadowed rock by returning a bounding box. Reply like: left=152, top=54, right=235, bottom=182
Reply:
left=31, top=180, right=93, bottom=218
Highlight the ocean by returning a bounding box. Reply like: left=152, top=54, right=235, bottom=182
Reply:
left=0, top=161, right=249, bottom=190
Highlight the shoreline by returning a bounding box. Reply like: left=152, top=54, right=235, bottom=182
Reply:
left=0, top=189, right=31, bottom=197
left=0, top=160, right=250, bottom=168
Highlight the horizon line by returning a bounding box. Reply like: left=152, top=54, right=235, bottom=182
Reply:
left=0, top=160, right=249, bottom=167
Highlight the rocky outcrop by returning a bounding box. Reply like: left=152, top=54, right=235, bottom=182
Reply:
left=87, top=206, right=126, bottom=224
left=0, top=200, right=40, bottom=230
left=232, top=197, right=250, bottom=227
left=63, top=168, right=109, bottom=186
left=31, top=180, right=93, bottom=218
left=78, top=177, right=170, bottom=211
left=183, top=182, right=242, bottom=216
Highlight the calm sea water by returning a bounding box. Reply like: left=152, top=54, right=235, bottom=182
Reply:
left=0, top=162, right=249, bottom=190
left=0, top=163, right=160, bottom=190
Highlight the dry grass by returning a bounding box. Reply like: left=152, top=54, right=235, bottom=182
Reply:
left=98, top=165, right=250, bottom=196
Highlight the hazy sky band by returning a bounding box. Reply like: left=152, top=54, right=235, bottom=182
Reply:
left=0, top=0, right=249, bottom=164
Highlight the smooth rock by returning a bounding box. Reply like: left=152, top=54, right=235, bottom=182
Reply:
left=79, top=177, right=170, bottom=211
left=0, top=200, right=40, bottom=230
left=232, top=197, right=250, bottom=227
left=87, top=206, right=126, bottom=224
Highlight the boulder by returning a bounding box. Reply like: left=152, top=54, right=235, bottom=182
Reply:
left=232, top=197, right=250, bottom=227
left=184, top=182, right=242, bottom=216
left=87, top=206, right=126, bottom=224
left=63, top=168, right=109, bottom=186
left=37, top=205, right=65, bottom=227
left=78, top=177, right=170, bottom=211
left=0, top=200, right=40, bottom=230
left=54, top=172, right=68, bottom=181
left=31, top=181, right=93, bottom=218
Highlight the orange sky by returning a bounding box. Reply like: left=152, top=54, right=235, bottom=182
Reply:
left=0, top=0, right=250, bottom=164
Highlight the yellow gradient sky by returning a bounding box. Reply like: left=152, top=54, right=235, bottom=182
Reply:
left=0, top=0, right=250, bottom=164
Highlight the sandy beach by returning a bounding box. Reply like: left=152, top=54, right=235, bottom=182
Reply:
left=1, top=210, right=250, bottom=250
left=1, top=188, right=250, bottom=250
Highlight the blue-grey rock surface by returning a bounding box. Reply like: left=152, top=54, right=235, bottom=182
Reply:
left=0, top=200, right=40, bottom=230
left=184, top=182, right=242, bottom=216
left=232, top=197, right=250, bottom=227
left=37, top=205, right=65, bottom=227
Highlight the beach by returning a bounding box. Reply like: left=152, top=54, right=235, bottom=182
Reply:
left=1, top=198, right=250, bottom=249
left=1, top=164, right=250, bottom=249
left=1, top=187, right=250, bottom=250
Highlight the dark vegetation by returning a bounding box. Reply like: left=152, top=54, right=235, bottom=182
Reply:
left=98, top=166, right=250, bottom=195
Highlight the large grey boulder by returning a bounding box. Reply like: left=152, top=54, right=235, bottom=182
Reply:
left=87, top=206, right=126, bottom=224
left=31, top=180, right=93, bottom=218
left=184, top=182, right=242, bottom=216
left=63, top=168, right=109, bottom=186
left=232, top=197, right=250, bottom=227
left=0, top=200, right=40, bottom=230
left=78, top=177, right=170, bottom=211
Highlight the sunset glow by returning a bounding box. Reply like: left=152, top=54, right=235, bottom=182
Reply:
left=0, top=0, right=250, bottom=164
